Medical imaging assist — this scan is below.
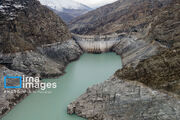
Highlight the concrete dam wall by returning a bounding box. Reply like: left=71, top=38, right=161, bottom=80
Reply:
left=72, top=34, right=125, bottom=53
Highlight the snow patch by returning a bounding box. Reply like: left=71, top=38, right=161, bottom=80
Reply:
left=13, top=4, right=24, bottom=9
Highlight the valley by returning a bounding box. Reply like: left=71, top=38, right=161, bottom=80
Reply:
left=39, top=0, right=92, bottom=23
left=0, top=0, right=180, bottom=120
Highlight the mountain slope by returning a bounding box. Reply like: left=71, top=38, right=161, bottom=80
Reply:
left=39, top=0, right=91, bottom=23
left=0, top=0, right=71, bottom=53
left=0, top=0, right=83, bottom=77
left=67, top=1, right=180, bottom=120
left=69, top=0, right=172, bottom=35
left=0, top=0, right=83, bottom=118
left=116, top=2, right=180, bottom=94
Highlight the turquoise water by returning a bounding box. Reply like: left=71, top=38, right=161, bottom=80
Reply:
left=2, top=53, right=122, bottom=120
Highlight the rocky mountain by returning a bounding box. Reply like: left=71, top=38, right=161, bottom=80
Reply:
left=39, top=0, right=91, bottom=23
left=0, top=0, right=83, bottom=118
left=68, top=1, right=180, bottom=119
left=69, top=0, right=173, bottom=35
left=0, top=0, right=71, bottom=53
left=116, top=1, right=180, bottom=95
left=0, top=0, right=84, bottom=84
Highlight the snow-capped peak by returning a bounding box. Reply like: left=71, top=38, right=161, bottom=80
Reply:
left=39, top=0, right=90, bottom=11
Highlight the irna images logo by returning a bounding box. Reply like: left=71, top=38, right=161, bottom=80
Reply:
left=4, top=76, right=22, bottom=88
left=3, top=75, right=57, bottom=90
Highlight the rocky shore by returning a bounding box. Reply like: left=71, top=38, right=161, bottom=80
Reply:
left=68, top=76, right=180, bottom=120
left=0, top=66, right=31, bottom=118
left=0, top=39, right=83, bottom=118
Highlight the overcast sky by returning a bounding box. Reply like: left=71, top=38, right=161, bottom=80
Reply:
left=74, top=0, right=117, bottom=8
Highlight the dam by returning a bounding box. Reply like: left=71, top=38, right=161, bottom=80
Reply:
left=72, top=33, right=126, bottom=53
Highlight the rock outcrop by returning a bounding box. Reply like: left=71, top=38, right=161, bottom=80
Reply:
left=116, top=49, right=180, bottom=95
left=68, top=76, right=180, bottom=120
left=0, top=66, right=33, bottom=118
left=0, top=40, right=83, bottom=78
left=112, top=35, right=160, bottom=66
left=116, top=1, right=180, bottom=95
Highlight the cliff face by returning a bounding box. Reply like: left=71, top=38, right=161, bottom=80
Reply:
left=116, top=2, right=180, bottom=95
left=0, top=0, right=71, bottom=53
left=116, top=49, right=180, bottom=95
left=68, top=76, right=180, bottom=120
left=69, top=0, right=172, bottom=35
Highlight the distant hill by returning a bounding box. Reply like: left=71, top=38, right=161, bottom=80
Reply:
left=39, top=0, right=92, bottom=23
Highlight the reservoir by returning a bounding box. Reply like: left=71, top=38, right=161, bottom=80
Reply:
left=1, top=53, right=122, bottom=120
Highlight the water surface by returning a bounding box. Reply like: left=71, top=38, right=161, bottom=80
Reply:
left=2, top=53, right=122, bottom=120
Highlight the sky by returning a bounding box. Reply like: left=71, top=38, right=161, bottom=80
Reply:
left=74, top=0, right=117, bottom=8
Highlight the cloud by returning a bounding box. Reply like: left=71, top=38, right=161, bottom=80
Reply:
left=74, top=0, right=117, bottom=8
